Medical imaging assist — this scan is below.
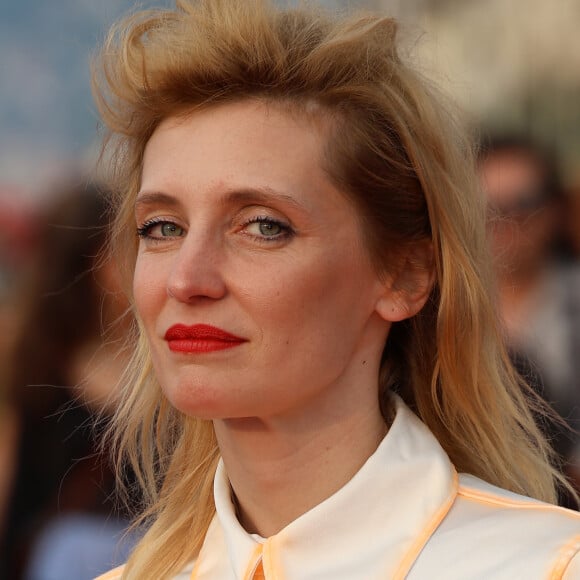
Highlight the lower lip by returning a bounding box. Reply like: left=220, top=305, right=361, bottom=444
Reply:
left=167, top=339, right=245, bottom=354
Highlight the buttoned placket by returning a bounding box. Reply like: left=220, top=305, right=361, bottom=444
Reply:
left=250, top=560, right=265, bottom=580
left=244, top=544, right=265, bottom=580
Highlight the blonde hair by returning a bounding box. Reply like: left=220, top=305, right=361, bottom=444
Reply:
left=92, top=1, right=568, bottom=577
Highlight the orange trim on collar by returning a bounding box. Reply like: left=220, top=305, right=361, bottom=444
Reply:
left=393, top=468, right=459, bottom=579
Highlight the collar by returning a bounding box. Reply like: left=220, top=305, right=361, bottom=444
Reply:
left=192, top=395, right=458, bottom=579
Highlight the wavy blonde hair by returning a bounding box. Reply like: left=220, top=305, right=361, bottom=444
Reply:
left=92, top=1, right=568, bottom=577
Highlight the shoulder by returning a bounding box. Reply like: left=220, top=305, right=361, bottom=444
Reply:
left=456, top=475, right=580, bottom=575
left=456, top=474, right=580, bottom=540
left=94, top=565, right=125, bottom=580
left=93, top=561, right=195, bottom=580
left=457, top=473, right=580, bottom=522
left=411, top=474, right=580, bottom=579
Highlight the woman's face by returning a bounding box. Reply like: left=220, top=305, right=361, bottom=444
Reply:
left=134, top=100, right=396, bottom=421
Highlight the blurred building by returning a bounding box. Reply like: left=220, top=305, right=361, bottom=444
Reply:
left=375, top=0, right=580, bottom=188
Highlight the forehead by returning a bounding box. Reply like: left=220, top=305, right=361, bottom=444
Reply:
left=143, top=100, right=324, bottom=175
left=143, top=100, right=340, bottom=195
left=138, top=99, right=360, bottom=223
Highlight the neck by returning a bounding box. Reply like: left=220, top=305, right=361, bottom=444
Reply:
left=213, top=384, right=388, bottom=538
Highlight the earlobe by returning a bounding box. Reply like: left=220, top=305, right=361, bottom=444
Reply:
left=374, top=242, right=435, bottom=323
left=375, top=293, right=416, bottom=322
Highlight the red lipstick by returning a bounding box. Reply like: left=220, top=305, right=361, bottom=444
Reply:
left=164, top=324, right=247, bottom=353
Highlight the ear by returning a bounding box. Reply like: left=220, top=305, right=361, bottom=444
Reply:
left=375, top=241, right=435, bottom=323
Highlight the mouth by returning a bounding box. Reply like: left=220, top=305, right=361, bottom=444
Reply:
left=164, top=323, right=247, bottom=353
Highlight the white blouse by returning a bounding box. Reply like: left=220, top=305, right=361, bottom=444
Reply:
left=98, top=396, right=580, bottom=579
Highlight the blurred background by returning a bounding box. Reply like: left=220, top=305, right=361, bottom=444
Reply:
left=2, top=0, right=580, bottom=194
left=1, top=0, right=579, bottom=268
left=0, top=0, right=579, bottom=578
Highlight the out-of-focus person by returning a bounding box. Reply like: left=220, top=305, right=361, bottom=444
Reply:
left=0, top=181, right=138, bottom=580
left=478, top=134, right=580, bottom=503
left=0, top=190, right=38, bottom=568
left=566, top=182, right=580, bottom=260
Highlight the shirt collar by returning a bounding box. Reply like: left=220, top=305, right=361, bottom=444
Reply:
left=194, top=395, right=458, bottom=579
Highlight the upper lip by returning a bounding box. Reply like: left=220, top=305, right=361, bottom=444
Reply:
left=164, top=324, right=246, bottom=342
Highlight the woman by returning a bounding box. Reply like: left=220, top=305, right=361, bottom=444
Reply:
left=92, top=1, right=580, bottom=578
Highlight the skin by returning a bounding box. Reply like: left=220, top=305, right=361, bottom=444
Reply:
left=134, top=100, right=430, bottom=536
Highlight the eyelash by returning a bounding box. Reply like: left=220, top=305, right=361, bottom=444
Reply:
left=136, top=217, right=181, bottom=241
left=136, top=216, right=294, bottom=243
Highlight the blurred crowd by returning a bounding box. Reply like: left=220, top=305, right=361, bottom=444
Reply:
left=0, top=181, right=139, bottom=579
left=477, top=135, right=580, bottom=505
left=0, top=134, right=579, bottom=578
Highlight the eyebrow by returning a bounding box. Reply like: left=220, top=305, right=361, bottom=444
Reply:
left=135, top=191, right=183, bottom=210
left=222, top=187, right=307, bottom=212
left=135, top=186, right=308, bottom=212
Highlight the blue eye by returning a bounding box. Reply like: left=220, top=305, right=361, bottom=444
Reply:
left=243, top=217, right=292, bottom=241
left=257, top=221, right=282, bottom=236
left=137, top=219, right=184, bottom=240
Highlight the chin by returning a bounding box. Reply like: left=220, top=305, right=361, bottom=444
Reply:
left=161, top=380, right=245, bottom=420
left=163, top=384, right=221, bottom=419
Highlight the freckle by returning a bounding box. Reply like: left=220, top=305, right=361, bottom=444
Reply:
left=362, top=360, right=367, bottom=365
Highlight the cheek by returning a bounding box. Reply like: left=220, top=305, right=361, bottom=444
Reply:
left=133, top=257, right=167, bottom=324
left=246, top=251, right=376, bottom=340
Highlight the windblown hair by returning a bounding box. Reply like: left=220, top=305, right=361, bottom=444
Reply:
left=92, top=1, right=567, bottom=577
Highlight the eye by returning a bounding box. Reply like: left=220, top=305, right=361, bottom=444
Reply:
left=252, top=221, right=282, bottom=236
left=137, top=219, right=185, bottom=240
left=242, top=216, right=293, bottom=241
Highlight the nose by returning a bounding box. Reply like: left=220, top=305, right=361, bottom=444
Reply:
left=166, top=233, right=227, bottom=303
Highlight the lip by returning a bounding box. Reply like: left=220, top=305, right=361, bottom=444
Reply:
left=164, top=323, right=247, bottom=353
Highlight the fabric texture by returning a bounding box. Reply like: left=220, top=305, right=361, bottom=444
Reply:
left=96, top=396, right=580, bottom=579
